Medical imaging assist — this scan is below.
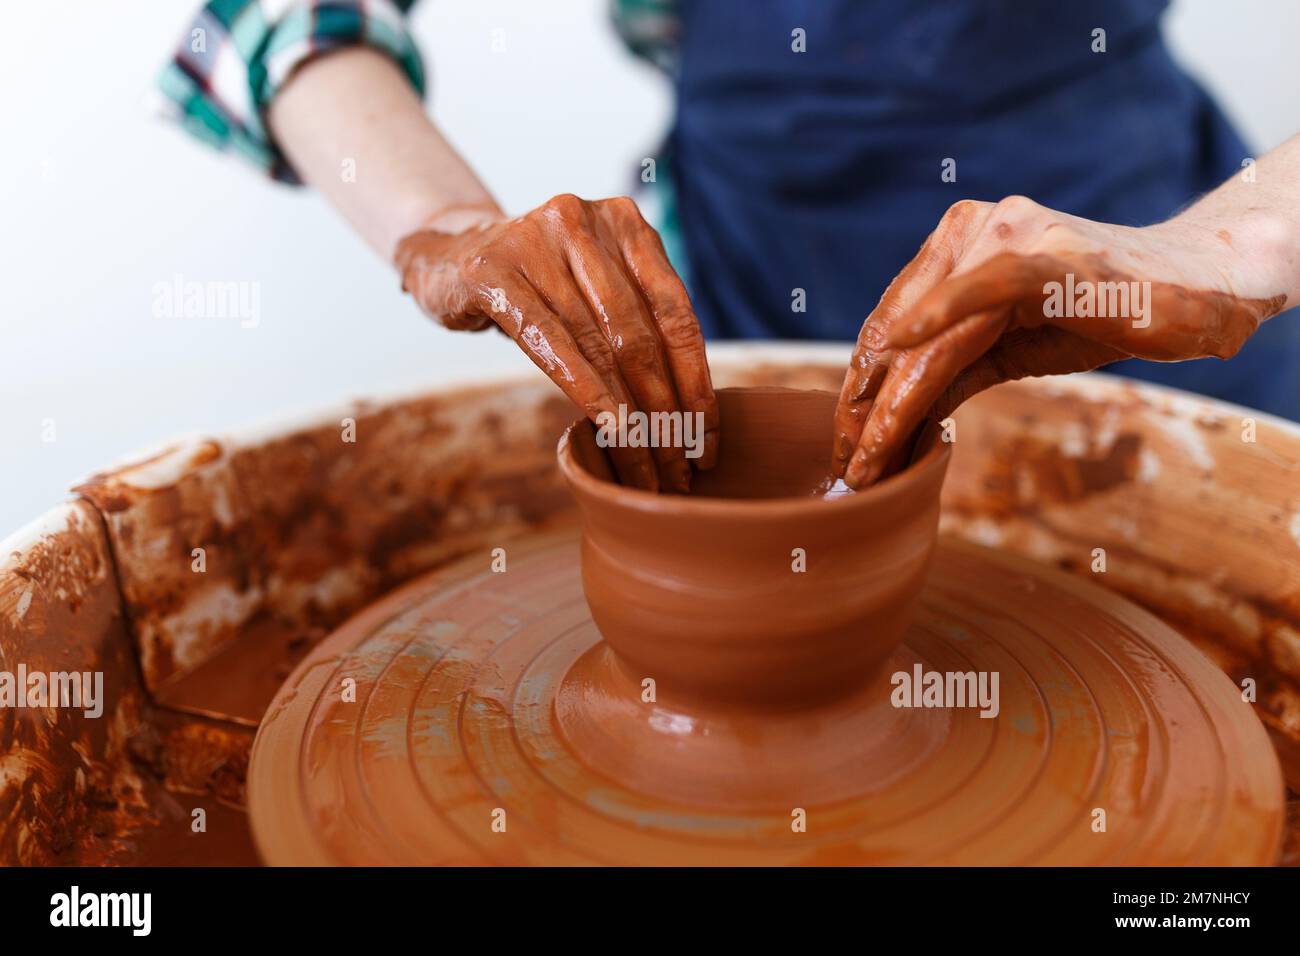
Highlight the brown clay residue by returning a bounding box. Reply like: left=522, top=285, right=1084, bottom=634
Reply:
left=1282, top=799, right=1300, bottom=867
left=152, top=612, right=328, bottom=727
left=0, top=498, right=271, bottom=866
left=979, top=431, right=1143, bottom=514
left=70, top=379, right=581, bottom=710
left=0, top=503, right=137, bottom=865
left=938, top=374, right=1300, bottom=799
left=128, top=712, right=253, bottom=808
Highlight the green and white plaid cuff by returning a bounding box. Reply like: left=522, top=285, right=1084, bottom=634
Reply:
left=156, top=0, right=424, bottom=184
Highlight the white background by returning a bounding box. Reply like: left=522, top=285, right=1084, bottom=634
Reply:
left=2, top=0, right=1297, bottom=537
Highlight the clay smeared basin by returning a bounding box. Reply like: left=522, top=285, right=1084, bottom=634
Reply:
left=557, top=387, right=950, bottom=706
left=242, top=382, right=1279, bottom=866
left=4, top=342, right=1298, bottom=866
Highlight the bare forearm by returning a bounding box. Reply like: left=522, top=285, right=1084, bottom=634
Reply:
left=1170, top=133, right=1300, bottom=309
left=268, top=47, right=500, bottom=259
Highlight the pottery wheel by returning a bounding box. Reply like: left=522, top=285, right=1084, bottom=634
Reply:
left=248, top=530, right=1282, bottom=865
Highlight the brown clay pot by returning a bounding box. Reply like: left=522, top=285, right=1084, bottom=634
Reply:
left=556, top=386, right=951, bottom=708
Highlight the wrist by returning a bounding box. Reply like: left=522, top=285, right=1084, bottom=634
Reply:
left=1168, top=210, right=1300, bottom=308
left=1232, top=213, right=1300, bottom=309
left=387, top=199, right=504, bottom=269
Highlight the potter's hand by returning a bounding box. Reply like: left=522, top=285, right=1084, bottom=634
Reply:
left=269, top=55, right=715, bottom=492
left=395, top=194, right=719, bottom=493
left=833, top=195, right=1290, bottom=487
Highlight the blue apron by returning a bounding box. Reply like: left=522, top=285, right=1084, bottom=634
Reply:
left=667, top=0, right=1299, bottom=419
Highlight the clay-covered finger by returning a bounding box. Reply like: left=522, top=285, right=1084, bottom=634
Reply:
left=478, top=276, right=659, bottom=490
left=604, top=200, right=720, bottom=471
left=833, top=321, right=894, bottom=478
left=485, top=214, right=662, bottom=491
left=834, top=230, right=962, bottom=477
left=563, top=220, right=693, bottom=491
left=576, top=253, right=692, bottom=491
left=611, top=331, right=695, bottom=494
left=931, top=328, right=1127, bottom=422
left=845, top=310, right=1009, bottom=489
left=887, top=252, right=1061, bottom=348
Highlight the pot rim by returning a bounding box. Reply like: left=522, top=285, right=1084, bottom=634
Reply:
left=556, top=391, right=952, bottom=519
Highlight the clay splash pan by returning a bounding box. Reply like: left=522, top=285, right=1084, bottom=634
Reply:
left=8, top=348, right=1297, bottom=865
left=246, top=386, right=1282, bottom=865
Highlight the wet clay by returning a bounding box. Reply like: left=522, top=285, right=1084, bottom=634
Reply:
left=0, top=501, right=260, bottom=865
left=396, top=193, right=721, bottom=493
left=559, top=387, right=947, bottom=705
left=833, top=238, right=1289, bottom=488
left=247, top=386, right=1283, bottom=863
left=673, top=388, right=844, bottom=499
left=21, top=355, right=1298, bottom=865
left=246, top=529, right=1283, bottom=865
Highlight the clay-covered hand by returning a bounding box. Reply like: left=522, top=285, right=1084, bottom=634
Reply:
left=395, top=194, right=719, bottom=492
left=833, top=196, right=1288, bottom=488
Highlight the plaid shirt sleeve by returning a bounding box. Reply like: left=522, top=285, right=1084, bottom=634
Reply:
left=156, top=0, right=425, bottom=184
left=610, top=0, right=681, bottom=74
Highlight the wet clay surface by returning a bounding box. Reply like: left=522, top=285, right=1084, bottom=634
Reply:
left=680, top=389, right=842, bottom=499
left=75, top=383, right=580, bottom=711
left=11, top=354, right=1298, bottom=865
left=559, top=387, right=947, bottom=707
left=0, top=502, right=258, bottom=865
left=247, top=530, right=1282, bottom=866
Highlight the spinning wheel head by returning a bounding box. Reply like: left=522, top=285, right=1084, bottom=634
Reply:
left=247, top=530, right=1283, bottom=866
